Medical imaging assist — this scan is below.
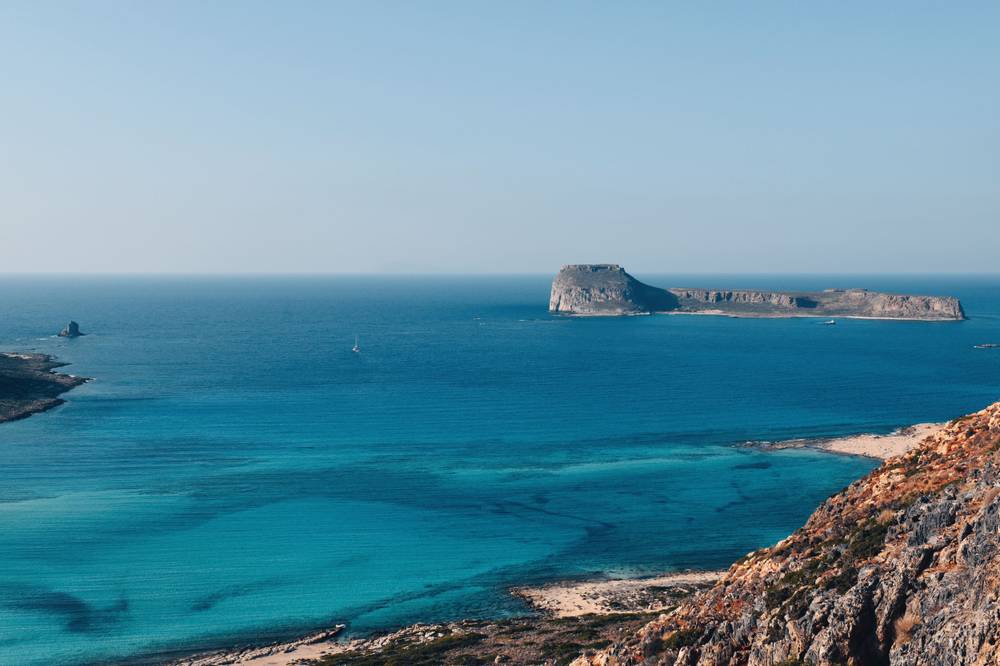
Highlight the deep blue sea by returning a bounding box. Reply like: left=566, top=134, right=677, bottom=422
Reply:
left=1, top=275, right=998, bottom=665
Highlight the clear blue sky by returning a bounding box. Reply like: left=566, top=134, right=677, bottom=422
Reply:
left=1, top=1, right=997, bottom=273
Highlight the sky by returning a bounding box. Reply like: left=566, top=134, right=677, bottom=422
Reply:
left=1, top=1, right=997, bottom=274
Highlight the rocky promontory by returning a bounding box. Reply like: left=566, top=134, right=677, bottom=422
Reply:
left=549, top=265, right=965, bottom=320
left=0, top=352, right=88, bottom=423
left=574, top=401, right=1000, bottom=666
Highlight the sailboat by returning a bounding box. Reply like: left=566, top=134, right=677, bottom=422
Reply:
left=352, top=335, right=361, bottom=353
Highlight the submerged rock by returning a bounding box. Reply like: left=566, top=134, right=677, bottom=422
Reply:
left=58, top=321, right=84, bottom=338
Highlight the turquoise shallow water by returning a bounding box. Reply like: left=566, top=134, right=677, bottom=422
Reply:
left=0, top=274, right=998, bottom=665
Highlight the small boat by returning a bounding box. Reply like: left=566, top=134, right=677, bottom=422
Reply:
left=352, top=335, right=361, bottom=353
left=974, top=343, right=998, bottom=349
left=822, top=320, right=837, bottom=325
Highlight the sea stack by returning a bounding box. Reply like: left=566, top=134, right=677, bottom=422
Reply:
left=548, top=264, right=965, bottom=320
left=58, top=321, right=84, bottom=338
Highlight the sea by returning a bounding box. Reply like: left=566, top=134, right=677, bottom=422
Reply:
left=0, top=274, right=998, bottom=665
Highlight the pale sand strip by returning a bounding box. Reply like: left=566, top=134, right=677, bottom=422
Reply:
left=746, top=422, right=947, bottom=460
left=811, top=422, right=945, bottom=459
left=512, top=570, right=723, bottom=619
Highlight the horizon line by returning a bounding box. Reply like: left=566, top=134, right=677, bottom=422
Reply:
left=0, top=271, right=999, bottom=278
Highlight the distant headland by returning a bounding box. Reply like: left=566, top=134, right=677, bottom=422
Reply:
left=549, top=264, right=965, bottom=320
left=0, top=353, right=88, bottom=424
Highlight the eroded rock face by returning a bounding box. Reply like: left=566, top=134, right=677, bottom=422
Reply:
left=573, top=403, right=1000, bottom=666
left=548, top=265, right=965, bottom=320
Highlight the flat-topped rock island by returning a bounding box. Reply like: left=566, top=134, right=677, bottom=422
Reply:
left=549, top=264, right=965, bottom=320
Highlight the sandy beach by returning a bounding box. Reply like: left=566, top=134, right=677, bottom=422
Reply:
left=811, top=422, right=946, bottom=459
left=745, top=422, right=946, bottom=460
left=512, top=570, right=722, bottom=618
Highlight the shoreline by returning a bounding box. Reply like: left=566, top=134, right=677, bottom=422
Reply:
left=0, top=352, right=89, bottom=424
left=165, top=422, right=945, bottom=664
left=665, top=310, right=962, bottom=322
left=742, top=421, right=946, bottom=460
left=169, top=571, right=722, bottom=666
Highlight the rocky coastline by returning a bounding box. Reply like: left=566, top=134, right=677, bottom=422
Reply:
left=0, top=352, right=89, bottom=424
left=576, top=401, right=1000, bottom=665
left=549, top=264, right=966, bottom=320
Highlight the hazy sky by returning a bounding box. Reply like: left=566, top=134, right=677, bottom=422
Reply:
left=1, top=2, right=997, bottom=274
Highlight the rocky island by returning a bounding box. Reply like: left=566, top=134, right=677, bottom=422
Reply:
left=549, top=264, right=965, bottom=320
left=0, top=352, right=88, bottom=423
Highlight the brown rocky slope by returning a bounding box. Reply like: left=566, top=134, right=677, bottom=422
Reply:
left=574, top=401, right=1000, bottom=666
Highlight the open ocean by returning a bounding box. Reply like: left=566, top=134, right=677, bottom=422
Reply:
left=1, top=274, right=998, bottom=665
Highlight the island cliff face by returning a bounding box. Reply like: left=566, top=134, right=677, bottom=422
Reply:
left=548, top=264, right=680, bottom=315
left=574, top=402, right=1000, bottom=666
left=549, top=265, right=965, bottom=320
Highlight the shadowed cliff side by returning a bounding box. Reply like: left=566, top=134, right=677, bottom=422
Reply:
left=548, top=265, right=965, bottom=320
left=573, top=401, right=1000, bottom=666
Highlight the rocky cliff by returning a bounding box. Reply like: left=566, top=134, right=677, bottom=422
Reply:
left=574, top=401, right=1000, bottom=666
left=548, top=265, right=680, bottom=315
left=549, top=265, right=965, bottom=320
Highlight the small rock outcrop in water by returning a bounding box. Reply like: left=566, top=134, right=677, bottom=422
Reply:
left=549, top=264, right=965, bottom=320
left=574, top=402, right=1000, bottom=666
left=58, top=321, right=84, bottom=338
